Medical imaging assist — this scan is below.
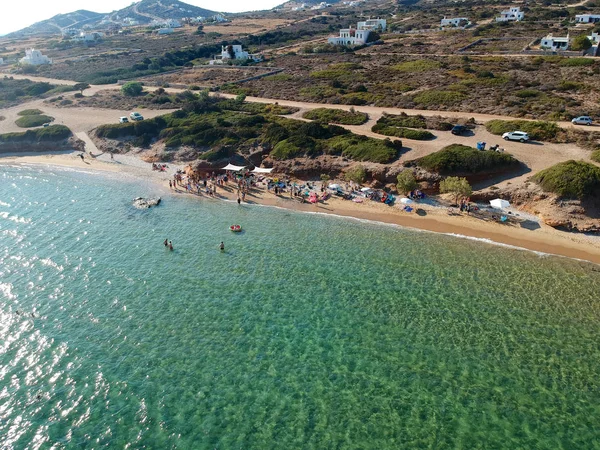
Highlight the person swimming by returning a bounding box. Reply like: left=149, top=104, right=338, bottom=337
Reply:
left=169, top=241, right=173, bottom=251
left=219, top=242, right=224, bottom=251
left=164, top=239, right=168, bottom=247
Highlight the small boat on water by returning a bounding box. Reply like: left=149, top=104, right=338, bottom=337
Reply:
left=230, top=224, right=242, bottom=232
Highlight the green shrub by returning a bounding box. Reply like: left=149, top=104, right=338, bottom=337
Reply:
left=485, top=120, right=560, bottom=141
left=559, top=58, right=594, bottom=67
left=344, top=164, right=367, bottom=183
left=378, top=114, right=427, bottom=129
left=393, top=60, right=441, bottom=72
left=17, top=109, right=43, bottom=116
left=371, top=124, right=434, bottom=140
left=325, top=135, right=400, bottom=163
left=0, top=125, right=71, bottom=143
left=413, top=90, right=467, bottom=106
left=532, top=160, right=600, bottom=199
left=15, top=114, right=54, bottom=128
left=417, top=144, right=520, bottom=175
left=303, top=108, right=368, bottom=125
left=592, top=149, right=600, bottom=163
left=121, top=81, right=144, bottom=96
left=271, top=139, right=303, bottom=160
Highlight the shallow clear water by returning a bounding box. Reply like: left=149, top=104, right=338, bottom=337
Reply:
left=1, top=164, right=600, bottom=449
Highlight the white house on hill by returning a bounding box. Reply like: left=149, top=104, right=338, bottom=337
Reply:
left=357, top=18, right=387, bottom=31
left=73, top=31, right=104, bottom=42
left=496, top=7, right=524, bottom=22
left=440, top=17, right=469, bottom=27
left=328, top=18, right=386, bottom=46
left=540, top=34, right=569, bottom=51
left=20, top=49, right=52, bottom=65
left=576, top=14, right=600, bottom=23
left=210, top=45, right=262, bottom=64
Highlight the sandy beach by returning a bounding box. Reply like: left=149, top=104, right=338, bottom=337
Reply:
left=1, top=150, right=599, bottom=265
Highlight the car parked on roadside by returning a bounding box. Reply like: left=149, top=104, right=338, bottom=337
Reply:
left=129, top=112, right=143, bottom=121
left=451, top=125, right=469, bottom=135
left=502, top=131, right=529, bottom=142
left=571, top=116, right=593, bottom=126
left=119, top=116, right=129, bottom=123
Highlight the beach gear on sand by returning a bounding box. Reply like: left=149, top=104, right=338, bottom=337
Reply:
left=230, top=225, right=242, bottom=232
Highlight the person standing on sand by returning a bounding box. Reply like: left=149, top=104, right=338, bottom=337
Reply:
left=169, top=180, right=172, bottom=189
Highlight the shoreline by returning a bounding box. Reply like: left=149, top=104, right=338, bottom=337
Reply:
left=1, top=151, right=600, bottom=265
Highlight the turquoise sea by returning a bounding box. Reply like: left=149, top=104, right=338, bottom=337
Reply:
left=1, top=164, right=600, bottom=449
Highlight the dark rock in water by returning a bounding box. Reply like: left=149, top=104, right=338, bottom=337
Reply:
left=133, top=197, right=161, bottom=209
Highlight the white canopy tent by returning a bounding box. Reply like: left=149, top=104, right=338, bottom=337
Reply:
left=222, top=163, right=246, bottom=171
left=251, top=167, right=274, bottom=173
left=490, top=199, right=510, bottom=209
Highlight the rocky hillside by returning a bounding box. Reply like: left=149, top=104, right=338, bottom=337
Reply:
left=8, top=0, right=218, bottom=37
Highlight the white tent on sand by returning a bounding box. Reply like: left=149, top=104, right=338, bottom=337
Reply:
left=490, top=198, right=510, bottom=209
left=252, top=167, right=274, bottom=173
left=222, top=163, right=246, bottom=171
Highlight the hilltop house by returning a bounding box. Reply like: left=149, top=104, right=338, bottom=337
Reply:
left=328, top=18, right=386, bottom=46
left=73, top=31, right=104, bottom=42
left=357, top=18, right=387, bottom=31
left=496, top=7, right=524, bottom=22
left=588, top=31, right=600, bottom=44
left=210, top=45, right=262, bottom=64
left=440, top=17, right=469, bottom=28
left=122, top=17, right=140, bottom=26
left=576, top=14, right=600, bottom=23
left=20, top=49, right=52, bottom=65
left=540, top=34, right=569, bottom=51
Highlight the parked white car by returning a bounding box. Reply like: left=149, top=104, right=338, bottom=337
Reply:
left=572, top=116, right=593, bottom=126
left=119, top=116, right=129, bottom=123
left=129, top=112, right=144, bottom=121
left=502, top=131, right=529, bottom=142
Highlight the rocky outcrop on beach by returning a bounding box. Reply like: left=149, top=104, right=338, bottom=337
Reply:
left=476, top=185, right=600, bottom=233
left=133, top=197, right=161, bottom=209
left=0, top=136, right=84, bottom=154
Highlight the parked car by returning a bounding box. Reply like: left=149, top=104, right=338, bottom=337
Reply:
left=451, top=125, right=468, bottom=135
left=129, top=112, right=144, bottom=121
left=119, top=117, right=129, bottom=123
left=572, top=116, right=593, bottom=126
left=502, top=131, right=529, bottom=142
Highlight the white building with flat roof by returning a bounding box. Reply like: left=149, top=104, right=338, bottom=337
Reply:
left=576, top=14, right=600, bottom=23
left=357, top=18, right=387, bottom=31
left=440, top=17, right=469, bottom=27
left=20, top=49, right=52, bottom=65
left=328, top=18, right=385, bottom=46
left=210, top=45, right=262, bottom=64
left=496, top=7, right=524, bottom=22
left=540, top=34, right=570, bottom=51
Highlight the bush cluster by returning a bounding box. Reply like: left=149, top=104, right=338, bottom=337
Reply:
left=532, top=160, right=600, bottom=199
left=303, top=108, right=368, bottom=125
left=95, top=97, right=398, bottom=163
left=371, top=123, right=434, bottom=140
left=0, top=125, right=71, bottom=143
left=485, top=120, right=560, bottom=141
left=417, top=144, right=520, bottom=175
left=15, top=114, right=54, bottom=128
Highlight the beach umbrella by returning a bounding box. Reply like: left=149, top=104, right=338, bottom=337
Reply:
left=400, top=197, right=413, bottom=204
left=490, top=198, right=510, bottom=209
